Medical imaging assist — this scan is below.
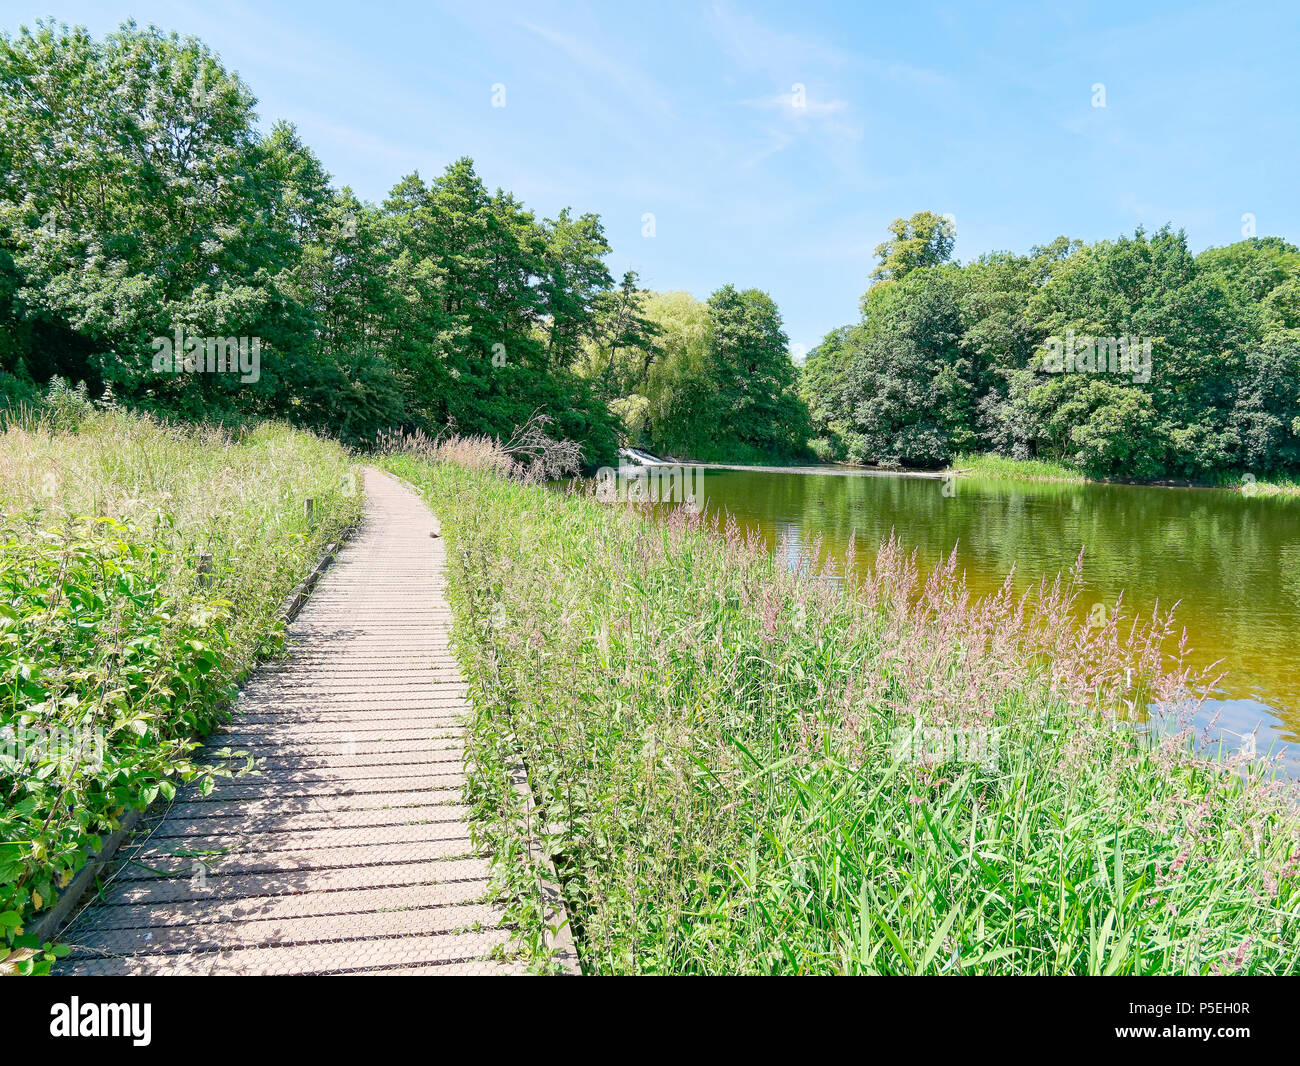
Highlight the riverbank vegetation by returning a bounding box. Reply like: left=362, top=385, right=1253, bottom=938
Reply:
left=384, top=439, right=1300, bottom=975
left=1250, top=477, right=1300, bottom=496
left=950, top=453, right=1086, bottom=483
left=0, top=405, right=358, bottom=973
left=950, top=452, right=1300, bottom=494
left=803, top=212, right=1300, bottom=481
left=1212, top=472, right=1300, bottom=497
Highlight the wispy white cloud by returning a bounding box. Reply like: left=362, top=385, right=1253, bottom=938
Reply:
left=736, top=126, right=794, bottom=169
left=704, top=1, right=849, bottom=76
left=736, top=87, right=862, bottom=169
left=519, top=20, right=674, bottom=124
left=701, top=4, right=868, bottom=173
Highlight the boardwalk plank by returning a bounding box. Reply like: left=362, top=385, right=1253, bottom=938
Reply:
left=57, top=468, right=554, bottom=976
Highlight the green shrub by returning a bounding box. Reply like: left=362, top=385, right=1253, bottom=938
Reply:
left=38, top=377, right=94, bottom=433
left=0, top=411, right=360, bottom=973
left=807, top=436, right=842, bottom=463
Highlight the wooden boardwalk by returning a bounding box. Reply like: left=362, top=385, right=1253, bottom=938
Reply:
left=58, top=468, right=548, bottom=975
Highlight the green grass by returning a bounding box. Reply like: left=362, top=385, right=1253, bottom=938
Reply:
left=384, top=445, right=1300, bottom=975
left=950, top=452, right=1087, bottom=483
left=1209, top=472, right=1300, bottom=497
left=953, top=451, right=1300, bottom=496
left=0, top=410, right=360, bottom=973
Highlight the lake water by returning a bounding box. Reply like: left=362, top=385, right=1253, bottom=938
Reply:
left=684, top=466, right=1300, bottom=773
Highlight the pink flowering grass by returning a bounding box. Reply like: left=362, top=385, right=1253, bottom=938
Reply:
left=385, top=449, right=1300, bottom=975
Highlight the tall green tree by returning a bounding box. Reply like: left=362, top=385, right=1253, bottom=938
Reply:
left=705, top=285, right=811, bottom=460
left=0, top=20, right=323, bottom=422
left=869, top=210, right=956, bottom=284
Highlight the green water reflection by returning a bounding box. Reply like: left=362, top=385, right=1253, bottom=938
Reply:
left=687, top=467, right=1300, bottom=761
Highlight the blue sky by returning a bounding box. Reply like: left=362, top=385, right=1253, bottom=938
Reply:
left=5, top=0, right=1298, bottom=355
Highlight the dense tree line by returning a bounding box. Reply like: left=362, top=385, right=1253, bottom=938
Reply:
left=803, top=211, right=1300, bottom=478
left=0, top=20, right=810, bottom=466
left=6, top=22, right=1295, bottom=481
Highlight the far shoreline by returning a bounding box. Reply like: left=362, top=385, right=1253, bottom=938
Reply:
left=617, top=450, right=1300, bottom=496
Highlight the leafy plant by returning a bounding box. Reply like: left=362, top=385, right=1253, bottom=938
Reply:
left=0, top=410, right=361, bottom=958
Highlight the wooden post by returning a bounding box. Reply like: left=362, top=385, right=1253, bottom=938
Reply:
left=305, top=497, right=315, bottom=531
left=198, top=552, right=213, bottom=588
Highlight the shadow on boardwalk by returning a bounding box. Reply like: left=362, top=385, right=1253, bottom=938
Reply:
left=57, top=468, right=565, bottom=975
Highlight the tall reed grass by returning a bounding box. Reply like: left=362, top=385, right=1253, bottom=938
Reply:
left=386, top=443, right=1300, bottom=975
